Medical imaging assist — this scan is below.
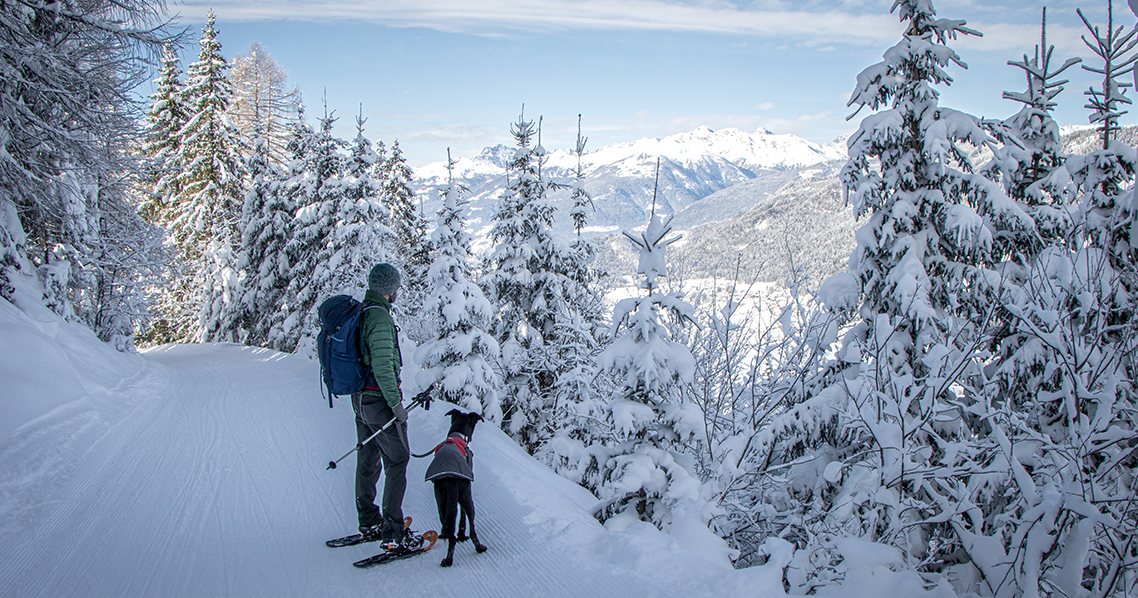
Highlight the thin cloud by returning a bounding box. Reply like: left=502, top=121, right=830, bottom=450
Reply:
left=174, top=1, right=1097, bottom=55
left=174, top=0, right=904, bottom=45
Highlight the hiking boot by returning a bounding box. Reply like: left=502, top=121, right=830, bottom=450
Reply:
left=358, top=524, right=383, bottom=540
left=380, top=526, right=413, bottom=551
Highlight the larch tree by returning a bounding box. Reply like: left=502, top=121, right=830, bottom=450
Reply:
left=0, top=0, right=175, bottom=347
left=228, top=40, right=303, bottom=166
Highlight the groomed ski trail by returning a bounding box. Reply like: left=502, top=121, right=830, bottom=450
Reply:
left=0, top=344, right=756, bottom=598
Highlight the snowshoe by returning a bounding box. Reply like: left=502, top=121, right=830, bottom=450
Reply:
left=327, top=516, right=412, bottom=548
left=353, top=529, right=438, bottom=568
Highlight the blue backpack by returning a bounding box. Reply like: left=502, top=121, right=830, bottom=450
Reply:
left=317, top=295, right=379, bottom=408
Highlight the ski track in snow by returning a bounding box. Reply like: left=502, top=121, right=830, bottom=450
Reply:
left=0, top=344, right=746, bottom=598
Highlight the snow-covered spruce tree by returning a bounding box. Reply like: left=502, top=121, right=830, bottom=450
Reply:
left=151, top=11, right=245, bottom=344
left=982, top=9, right=1081, bottom=253
left=482, top=111, right=568, bottom=450
left=322, top=112, right=396, bottom=305
left=0, top=0, right=174, bottom=347
left=227, top=41, right=302, bottom=166
left=229, top=130, right=288, bottom=347
left=381, top=140, right=432, bottom=332
left=712, top=1, right=1043, bottom=592
left=415, top=153, right=503, bottom=421
left=140, top=43, right=188, bottom=225
left=344, top=110, right=386, bottom=213
left=539, top=117, right=612, bottom=481
left=275, top=104, right=348, bottom=354
left=970, top=5, right=1138, bottom=597
left=1069, top=2, right=1138, bottom=283
left=836, top=0, right=1031, bottom=584
left=591, top=213, right=703, bottom=531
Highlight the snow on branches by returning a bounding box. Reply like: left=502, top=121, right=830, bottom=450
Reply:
left=592, top=213, right=703, bottom=531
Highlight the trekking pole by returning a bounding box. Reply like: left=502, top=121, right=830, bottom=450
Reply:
left=326, top=385, right=435, bottom=471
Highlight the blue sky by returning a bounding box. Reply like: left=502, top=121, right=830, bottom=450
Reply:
left=158, top=0, right=1138, bottom=167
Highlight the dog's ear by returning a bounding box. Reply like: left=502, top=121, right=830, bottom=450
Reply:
left=474, top=413, right=485, bottom=422
left=445, top=408, right=461, bottom=418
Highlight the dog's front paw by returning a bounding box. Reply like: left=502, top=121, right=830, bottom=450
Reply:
left=475, top=543, right=488, bottom=554
left=440, top=557, right=453, bottom=567
left=457, top=532, right=468, bottom=542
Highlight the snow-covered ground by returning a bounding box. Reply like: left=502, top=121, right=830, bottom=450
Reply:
left=0, top=295, right=775, bottom=598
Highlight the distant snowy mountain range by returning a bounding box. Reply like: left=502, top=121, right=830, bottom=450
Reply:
left=411, top=124, right=1138, bottom=289
left=412, top=126, right=847, bottom=243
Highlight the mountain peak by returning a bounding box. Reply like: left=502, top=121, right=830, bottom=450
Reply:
left=416, top=126, right=846, bottom=185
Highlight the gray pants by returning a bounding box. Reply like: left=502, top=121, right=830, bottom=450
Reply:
left=352, top=392, right=409, bottom=535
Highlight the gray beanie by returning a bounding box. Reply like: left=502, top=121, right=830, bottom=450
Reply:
left=368, top=263, right=401, bottom=295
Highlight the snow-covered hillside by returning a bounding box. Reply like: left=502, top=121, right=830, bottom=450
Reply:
left=0, top=282, right=945, bottom=598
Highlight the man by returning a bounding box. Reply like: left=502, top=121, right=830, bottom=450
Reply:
left=353, top=262, right=410, bottom=548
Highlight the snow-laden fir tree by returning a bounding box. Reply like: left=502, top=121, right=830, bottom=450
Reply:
left=983, top=11, right=1084, bottom=429
left=484, top=111, right=589, bottom=451
left=971, top=5, right=1138, bottom=597
left=982, top=9, right=1081, bottom=251
left=322, top=112, right=396, bottom=304
left=381, top=140, right=432, bottom=329
left=140, top=43, right=188, bottom=225
left=231, top=130, right=289, bottom=348
left=152, top=11, right=245, bottom=343
left=591, top=213, right=703, bottom=530
left=539, top=117, right=611, bottom=481
left=711, top=1, right=1045, bottom=593
left=1069, top=2, right=1138, bottom=280
left=275, top=103, right=378, bottom=354
left=836, top=0, right=1033, bottom=579
left=416, top=152, right=503, bottom=422
left=274, top=105, right=346, bottom=352
left=344, top=110, right=386, bottom=211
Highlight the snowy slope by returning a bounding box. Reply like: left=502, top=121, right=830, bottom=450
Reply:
left=0, top=269, right=957, bottom=598
left=0, top=314, right=762, bottom=598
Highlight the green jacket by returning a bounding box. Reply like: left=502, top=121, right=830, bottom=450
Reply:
left=361, top=290, right=402, bottom=408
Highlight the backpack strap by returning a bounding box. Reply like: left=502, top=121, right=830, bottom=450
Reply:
left=355, top=305, right=382, bottom=371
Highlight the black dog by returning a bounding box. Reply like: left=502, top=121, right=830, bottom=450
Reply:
left=425, top=409, right=487, bottom=567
